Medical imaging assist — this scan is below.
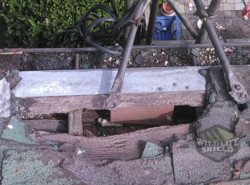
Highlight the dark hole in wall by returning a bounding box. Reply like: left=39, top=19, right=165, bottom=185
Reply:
left=172, top=105, right=198, bottom=124
left=25, top=105, right=199, bottom=137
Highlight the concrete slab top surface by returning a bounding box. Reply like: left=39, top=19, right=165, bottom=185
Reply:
left=13, top=67, right=206, bottom=98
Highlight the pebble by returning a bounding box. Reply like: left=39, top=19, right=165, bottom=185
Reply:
left=7, top=125, right=13, bottom=129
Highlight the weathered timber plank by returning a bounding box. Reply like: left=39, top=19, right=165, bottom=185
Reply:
left=35, top=124, right=189, bottom=160
left=16, top=92, right=205, bottom=117
left=13, top=66, right=206, bottom=116
left=24, top=119, right=67, bottom=133
left=13, top=65, right=250, bottom=117
left=68, top=109, right=83, bottom=136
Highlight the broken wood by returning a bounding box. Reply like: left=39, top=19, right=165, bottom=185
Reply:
left=68, top=109, right=83, bottom=136
left=16, top=92, right=205, bottom=117
left=24, top=119, right=68, bottom=133
left=35, top=124, right=190, bottom=160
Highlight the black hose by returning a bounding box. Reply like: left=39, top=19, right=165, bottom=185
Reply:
left=59, top=0, right=146, bottom=55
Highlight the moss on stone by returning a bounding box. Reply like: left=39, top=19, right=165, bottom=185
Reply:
left=1, top=117, right=38, bottom=145
left=2, top=150, right=81, bottom=185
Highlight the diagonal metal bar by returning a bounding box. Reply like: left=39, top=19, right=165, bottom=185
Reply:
left=195, top=0, right=223, bottom=44
left=193, top=0, right=248, bottom=104
left=166, top=0, right=198, bottom=39
left=207, top=0, right=223, bottom=16
left=106, top=0, right=149, bottom=110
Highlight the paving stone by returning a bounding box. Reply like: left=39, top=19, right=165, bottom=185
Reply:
left=235, top=118, right=250, bottom=139
left=65, top=154, right=174, bottom=185
left=197, top=68, right=239, bottom=133
left=0, top=78, right=10, bottom=119
left=230, top=141, right=250, bottom=162
left=1, top=150, right=82, bottom=185
left=1, top=117, right=38, bottom=145
left=197, top=101, right=238, bottom=133
left=173, top=140, right=232, bottom=184
left=210, top=179, right=250, bottom=185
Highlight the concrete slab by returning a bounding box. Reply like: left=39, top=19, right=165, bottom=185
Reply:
left=173, top=141, right=232, bottom=184
left=13, top=67, right=206, bottom=97
left=64, top=154, right=174, bottom=185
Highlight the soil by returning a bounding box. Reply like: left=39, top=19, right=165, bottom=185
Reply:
left=12, top=46, right=249, bottom=72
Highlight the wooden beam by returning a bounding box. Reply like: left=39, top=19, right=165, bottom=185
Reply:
left=16, top=92, right=205, bottom=117
left=13, top=67, right=206, bottom=117
left=68, top=109, right=83, bottom=136
left=35, top=124, right=190, bottom=160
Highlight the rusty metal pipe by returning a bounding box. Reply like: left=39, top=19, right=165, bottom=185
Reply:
left=106, top=0, right=149, bottom=109
left=207, top=0, right=223, bottom=16
left=194, top=0, right=248, bottom=104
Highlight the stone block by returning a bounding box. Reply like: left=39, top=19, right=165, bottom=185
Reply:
left=65, top=154, right=174, bottom=185
left=211, top=179, right=250, bottom=185
left=0, top=78, right=10, bottom=118
left=173, top=141, right=232, bottom=184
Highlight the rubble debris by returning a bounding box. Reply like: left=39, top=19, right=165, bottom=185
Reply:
left=141, top=142, right=164, bottom=159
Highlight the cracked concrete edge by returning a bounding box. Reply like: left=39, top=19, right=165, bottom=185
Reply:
left=0, top=78, right=10, bottom=119
left=0, top=149, right=4, bottom=183
left=197, top=67, right=240, bottom=132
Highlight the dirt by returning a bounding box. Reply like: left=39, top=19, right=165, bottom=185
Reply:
left=4, top=46, right=244, bottom=72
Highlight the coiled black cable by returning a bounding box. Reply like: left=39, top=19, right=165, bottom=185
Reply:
left=59, top=0, right=146, bottom=56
